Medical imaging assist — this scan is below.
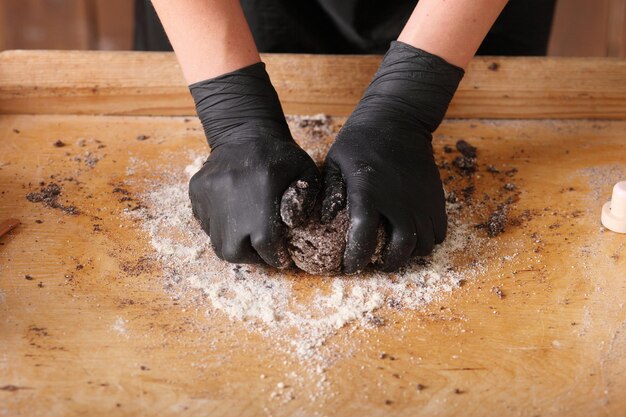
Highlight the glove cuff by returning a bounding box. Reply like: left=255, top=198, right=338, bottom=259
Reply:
left=351, top=41, right=465, bottom=134
left=189, top=62, right=291, bottom=149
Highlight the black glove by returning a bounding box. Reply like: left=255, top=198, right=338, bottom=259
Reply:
left=189, top=62, right=320, bottom=267
left=322, top=41, right=464, bottom=273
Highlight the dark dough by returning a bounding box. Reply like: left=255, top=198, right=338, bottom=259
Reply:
left=287, top=207, right=385, bottom=275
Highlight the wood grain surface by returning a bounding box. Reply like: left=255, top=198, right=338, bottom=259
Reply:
left=2, top=51, right=626, bottom=118
left=1, top=114, right=625, bottom=416
left=548, top=0, right=626, bottom=57
left=1, top=53, right=625, bottom=416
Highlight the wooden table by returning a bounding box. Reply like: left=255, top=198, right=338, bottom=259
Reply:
left=1, top=51, right=625, bottom=416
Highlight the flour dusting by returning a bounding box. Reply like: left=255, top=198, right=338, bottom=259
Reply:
left=112, top=316, right=128, bottom=336
left=131, top=173, right=483, bottom=361
left=128, top=115, right=488, bottom=365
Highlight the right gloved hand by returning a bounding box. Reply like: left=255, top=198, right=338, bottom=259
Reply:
left=188, top=62, right=320, bottom=268
left=321, top=41, right=465, bottom=273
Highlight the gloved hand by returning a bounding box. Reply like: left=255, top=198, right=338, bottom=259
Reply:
left=322, top=41, right=465, bottom=273
left=189, top=62, right=320, bottom=267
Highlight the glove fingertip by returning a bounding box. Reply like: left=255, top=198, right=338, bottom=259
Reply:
left=320, top=159, right=346, bottom=223
left=321, top=182, right=346, bottom=225
left=342, top=207, right=380, bottom=274
left=260, top=245, right=293, bottom=269
left=251, top=230, right=293, bottom=269
left=280, top=177, right=319, bottom=228
left=321, top=190, right=345, bottom=224
left=433, top=213, right=448, bottom=244
left=379, top=229, right=416, bottom=272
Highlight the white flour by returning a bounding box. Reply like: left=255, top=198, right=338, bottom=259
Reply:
left=112, top=316, right=128, bottom=336
left=130, top=154, right=484, bottom=361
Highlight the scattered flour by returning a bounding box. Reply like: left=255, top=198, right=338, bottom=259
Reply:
left=130, top=153, right=484, bottom=362
left=577, top=164, right=626, bottom=201
left=112, top=316, right=128, bottom=336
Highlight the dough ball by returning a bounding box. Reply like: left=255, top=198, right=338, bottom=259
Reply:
left=287, top=208, right=385, bottom=275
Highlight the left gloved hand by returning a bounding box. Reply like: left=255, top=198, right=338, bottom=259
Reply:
left=188, top=63, right=320, bottom=268
left=321, top=41, right=465, bottom=273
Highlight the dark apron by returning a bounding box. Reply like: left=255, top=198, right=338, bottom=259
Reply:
left=135, top=0, right=556, bottom=55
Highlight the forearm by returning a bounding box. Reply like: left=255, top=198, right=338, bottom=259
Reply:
left=398, top=0, right=508, bottom=69
left=151, top=0, right=260, bottom=83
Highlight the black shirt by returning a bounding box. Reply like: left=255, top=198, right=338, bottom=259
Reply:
left=135, top=0, right=556, bottom=55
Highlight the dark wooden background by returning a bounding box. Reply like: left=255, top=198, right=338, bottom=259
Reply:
left=0, top=0, right=133, bottom=51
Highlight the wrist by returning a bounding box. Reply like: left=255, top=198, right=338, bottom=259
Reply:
left=152, top=0, right=261, bottom=84
left=350, top=41, right=464, bottom=133
left=184, top=48, right=261, bottom=85
left=390, top=41, right=465, bottom=74
left=397, top=0, right=508, bottom=70
left=190, top=62, right=291, bottom=149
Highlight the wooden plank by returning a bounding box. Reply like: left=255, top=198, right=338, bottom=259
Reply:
left=1, top=51, right=626, bottom=119
left=0, top=2, right=5, bottom=51
left=1, top=114, right=625, bottom=416
left=548, top=0, right=610, bottom=57
left=607, top=0, right=626, bottom=57
left=0, top=0, right=93, bottom=50
left=548, top=0, right=626, bottom=58
left=94, top=0, right=134, bottom=50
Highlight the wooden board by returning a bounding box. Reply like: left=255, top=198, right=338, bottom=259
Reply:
left=93, top=0, right=134, bottom=51
left=1, top=114, right=625, bottom=416
left=2, top=51, right=626, bottom=118
left=1, top=53, right=626, bottom=416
